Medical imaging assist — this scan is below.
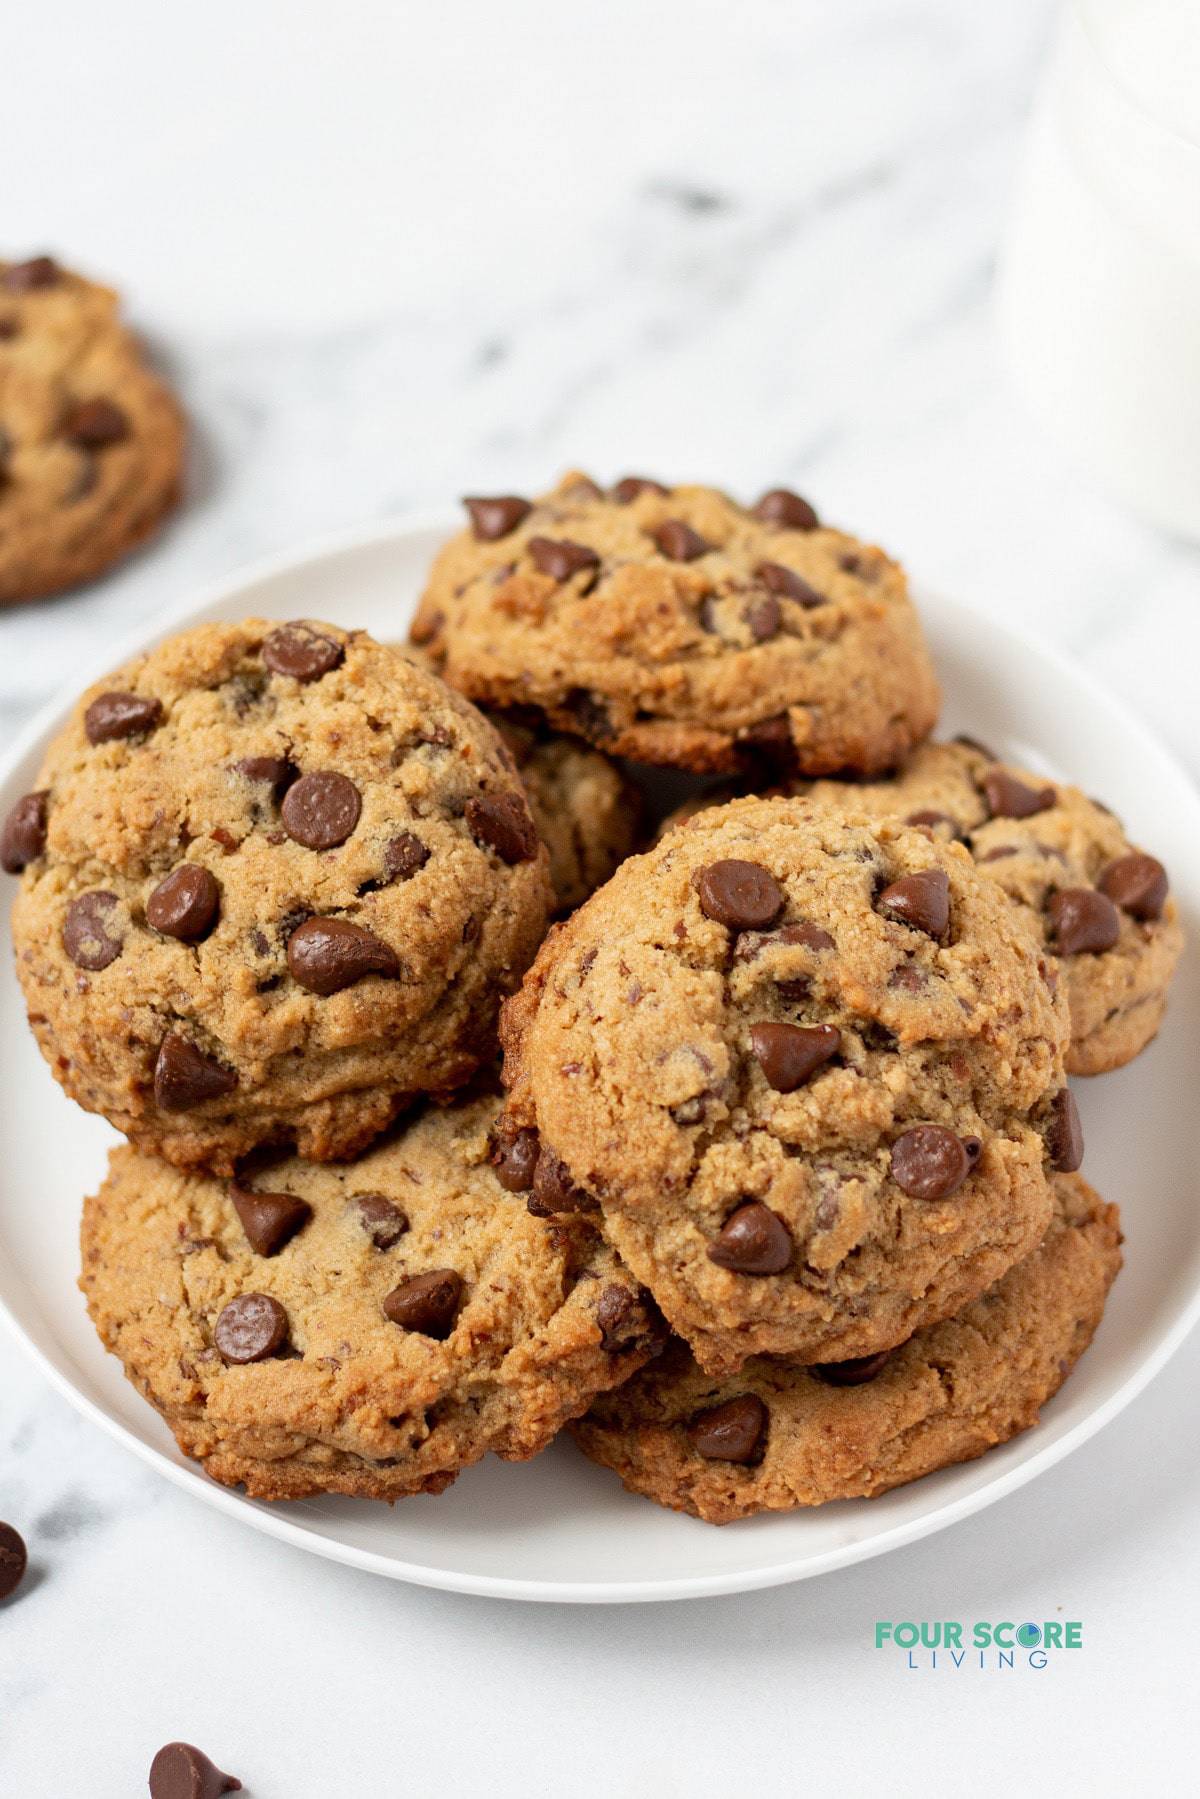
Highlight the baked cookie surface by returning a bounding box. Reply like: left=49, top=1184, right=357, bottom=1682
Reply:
left=492, top=717, right=642, bottom=915
left=411, top=472, right=940, bottom=774
left=7, top=620, right=551, bottom=1171
left=80, top=1093, right=663, bottom=1501
left=0, top=255, right=185, bottom=604
left=572, top=1173, right=1121, bottom=1522
left=499, top=798, right=1074, bottom=1376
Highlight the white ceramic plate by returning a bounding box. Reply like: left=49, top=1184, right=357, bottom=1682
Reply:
left=1, top=517, right=1197, bottom=1604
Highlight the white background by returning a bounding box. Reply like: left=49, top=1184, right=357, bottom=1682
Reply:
left=3, top=2, right=1200, bottom=1792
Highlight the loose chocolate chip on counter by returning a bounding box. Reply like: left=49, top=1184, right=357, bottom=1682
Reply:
left=382, top=1269, right=464, bottom=1338
left=354, top=1193, right=409, bottom=1249
left=230, top=1183, right=312, bottom=1256
left=707, top=1200, right=792, bottom=1275
left=749, top=1021, right=840, bottom=1091
left=491, top=1126, right=540, bottom=1193
left=905, top=809, right=961, bottom=839
left=1, top=790, right=48, bottom=873
left=756, top=561, right=825, bottom=607
left=381, top=832, right=431, bottom=883
left=3, top=256, right=61, bottom=291
left=981, top=768, right=1055, bottom=819
left=280, top=770, right=362, bottom=850
left=465, top=791, right=539, bottom=864
left=527, top=536, right=600, bottom=582
left=146, top=866, right=220, bottom=941
left=752, top=487, right=819, bottom=531
left=813, top=1351, right=892, bottom=1387
left=890, top=1124, right=973, bottom=1200
left=62, top=398, right=128, bottom=448
left=696, top=859, right=784, bottom=932
left=84, top=691, right=163, bottom=745
left=0, top=1521, right=28, bottom=1601
left=1099, top=853, right=1168, bottom=921
left=1046, top=1088, right=1084, bottom=1172
left=528, top=1148, right=592, bottom=1216
left=286, top=917, right=399, bottom=995
left=63, top=890, right=123, bottom=970
left=745, top=594, right=781, bottom=642
left=686, top=1393, right=768, bottom=1463
left=153, top=1033, right=238, bottom=1112
left=213, top=1293, right=289, bottom=1364
left=654, top=519, right=711, bottom=561
left=876, top=868, right=950, bottom=940
left=148, top=1741, right=242, bottom=1799
left=612, top=475, right=669, bottom=502
left=262, top=622, right=344, bottom=682
left=1046, top=887, right=1121, bottom=956
left=464, top=494, right=532, bottom=541
left=231, top=755, right=297, bottom=797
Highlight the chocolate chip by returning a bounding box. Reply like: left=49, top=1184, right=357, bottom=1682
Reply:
left=813, top=1351, right=891, bottom=1386
left=752, top=488, right=819, bottom=531
left=905, top=809, right=961, bottom=839
left=981, top=768, right=1055, bottom=819
left=528, top=536, right=600, bottom=581
left=262, top=622, right=344, bottom=682
left=654, top=519, right=711, bottom=561
left=381, top=832, right=430, bottom=883
left=213, top=1293, right=289, bottom=1364
left=739, top=714, right=794, bottom=760
left=286, top=917, right=399, bottom=994
left=1046, top=1088, right=1084, bottom=1172
left=153, top=1033, right=237, bottom=1112
left=1, top=790, right=48, bottom=873
left=353, top=1193, right=409, bottom=1249
left=382, top=1269, right=463, bottom=1337
left=696, top=859, right=784, bottom=931
left=707, top=1200, right=792, bottom=1275
left=84, top=691, right=163, bottom=745
left=1046, top=887, right=1120, bottom=956
left=148, top=1742, right=242, bottom=1799
left=890, top=1124, right=973, bottom=1199
left=529, top=1148, right=591, bottom=1216
left=756, top=561, right=825, bottom=607
left=3, top=256, right=60, bottom=291
left=1099, top=852, right=1168, bottom=921
left=464, top=494, right=532, bottom=540
left=491, top=1126, right=540, bottom=1192
left=612, top=476, right=669, bottom=502
left=62, top=398, right=128, bottom=447
left=146, top=865, right=220, bottom=941
left=745, top=593, right=781, bottom=642
left=563, top=687, right=614, bottom=742
left=280, top=770, right=361, bottom=850
left=62, top=891, right=123, bottom=970
left=230, top=1183, right=312, bottom=1256
left=0, top=1521, right=27, bottom=1601
left=595, top=1285, right=637, bottom=1351
left=686, top=1394, right=768, bottom=1463
left=877, top=868, right=950, bottom=939
left=749, top=1021, right=840, bottom=1091
left=466, top=791, right=538, bottom=863
left=231, top=755, right=297, bottom=798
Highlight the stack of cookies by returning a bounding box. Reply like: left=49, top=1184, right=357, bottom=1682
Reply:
left=3, top=473, right=1179, bottom=1524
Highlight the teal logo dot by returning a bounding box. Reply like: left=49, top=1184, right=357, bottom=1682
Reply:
left=1016, top=1622, right=1041, bottom=1648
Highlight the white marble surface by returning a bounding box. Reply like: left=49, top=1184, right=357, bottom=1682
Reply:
left=3, top=2, right=1200, bottom=1792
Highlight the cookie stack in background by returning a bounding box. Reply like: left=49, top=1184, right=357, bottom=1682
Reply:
left=2, top=471, right=1180, bottom=1523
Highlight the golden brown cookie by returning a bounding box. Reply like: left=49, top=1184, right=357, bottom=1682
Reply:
left=6, top=619, right=551, bottom=1172
left=0, top=254, right=185, bottom=604
left=411, top=472, right=940, bottom=774
left=499, top=797, right=1074, bottom=1376
left=80, top=1093, right=664, bottom=1501
left=492, top=717, right=642, bottom=914
left=571, top=1173, right=1121, bottom=1522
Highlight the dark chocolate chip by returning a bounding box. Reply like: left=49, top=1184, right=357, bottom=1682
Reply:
left=280, top=770, right=362, bottom=850
left=527, top=536, right=600, bottom=581
left=3, top=256, right=61, bottom=291
left=464, top=494, right=532, bottom=540
left=739, top=714, right=794, bottom=759
left=756, top=561, right=825, bottom=607
left=62, top=398, right=128, bottom=447
left=529, top=1148, right=591, bottom=1216
left=84, top=691, right=163, bottom=745
left=1099, top=853, right=1168, bottom=921
left=813, top=1351, right=892, bottom=1386
left=982, top=768, right=1055, bottom=819
left=877, top=868, right=950, bottom=939
left=752, top=488, right=819, bottom=530
left=978, top=846, right=1018, bottom=862
left=696, top=859, right=784, bottom=931
left=612, top=476, right=669, bottom=502
left=62, top=890, right=123, bottom=970
left=353, top=1193, right=409, bottom=1249
left=686, top=1394, right=768, bottom=1463
left=0, top=1521, right=27, bottom=1602
left=1047, top=1088, right=1084, bottom=1172
left=262, top=622, right=344, bottom=682
left=465, top=791, right=539, bottom=863
left=563, top=687, right=614, bottom=741
left=381, top=832, right=430, bottom=883
left=745, top=593, right=781, bottom=642
left=890, top=1124, right=973, bottom=1200
left=1, top=790, right=48, bottom=873
left=146, top=865, right=220, bottom=941
left=654, top=519, right=711, bottom=561
left=749, top=1021, right=840, bottom=1091
left=231, top=755, right=297, bottom=798
left=285, top=917, right=399, bottom=994
left=595, top=1284, right=636, bottom=1351
left=213, top=1293, right=289, bottom=1364
left=905, top=809, right=962, bottom=839
left=1046, top=887, right=1121, bottom=956
left=230, top=1183, right=312, bottom=1256
left=707, top=1200, right=792, bottom=1275
left=153, top=1033, right=237, bottom=1112
left=491, top=1126, right=540, bottom=1193
left=382, top=1269, right=463, bottom=1337
left=148, top=1742, right=242, bottom=1799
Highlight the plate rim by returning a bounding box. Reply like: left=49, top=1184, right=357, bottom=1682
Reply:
left=2, top=509, right=1198, bottom=1605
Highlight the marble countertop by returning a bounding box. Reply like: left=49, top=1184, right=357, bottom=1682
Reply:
left=3, top=2, right=1198, bottom=1793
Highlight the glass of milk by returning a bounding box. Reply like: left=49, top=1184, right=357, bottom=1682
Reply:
left=998, top=0, right=1200, bottom=539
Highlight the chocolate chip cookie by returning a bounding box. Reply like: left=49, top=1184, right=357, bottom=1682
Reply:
left=0, top=255, right=185, bottom=604
left=572, top=1172, right=1121, bottom=1522
left=411, top=472, right=940, bottom=774
left=499, top=797, right=1073, bottom=1375
left=7, top=620, right=551, bottom=1172
left=80, top=1092, right=663, bottom=1501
